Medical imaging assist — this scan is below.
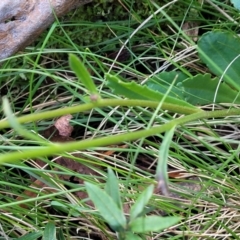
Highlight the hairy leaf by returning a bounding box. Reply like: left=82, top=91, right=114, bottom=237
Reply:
left=85, top=182, right=126, bottom=231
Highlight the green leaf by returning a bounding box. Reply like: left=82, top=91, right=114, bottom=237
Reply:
left=146, top=71, right=189, bottom=99
left=43, top=222, right=56, bottom=240
left=57, top=228, right=65, bottom=240
left=129, top=216, right=181, bottom=233
left=181, top=73, right=240, bottom=104
left=198, top=31, right=240, bottom=91
left=125, top=232, right=142, bottom=240
left=105, top=168, right=122, bottom=209
left=85, top=182, right=127, bottom=231
left=69, top=54, right=99, bottom=96
left=231, top=0, right=240, bottom=10
left=130, top=184, right=154, bottom=221
left=106, top=73, right=197, bottom=110
left=18, top=232, right=42, bottom=240
left=156, top=127, right=175, bottom=196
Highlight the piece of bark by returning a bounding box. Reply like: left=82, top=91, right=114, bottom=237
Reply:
left=0, top=0, right=92, bottom=61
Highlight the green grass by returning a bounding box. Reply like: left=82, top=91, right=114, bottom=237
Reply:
left=0, top=0, right=240, bottom=239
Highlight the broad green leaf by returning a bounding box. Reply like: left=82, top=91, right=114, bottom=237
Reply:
left=198, top=31, right=240, bottom=91
left=106, top=73, right=197, bottom=110
left=18, top=232, right=42, bottom=240
left=156, top=127, right=175, bottom=196
left=125, top=232, right=142, bottom=240
left=105, top=168, right=122, bottom=209
left=146, top=71, right=189, bottom=99
left=180, top=73, right=240, bottom=104
left=43, top=222, right=56, bottom=240
left=129, top=216, right=181, bottom=233
left=130, top=184, right=154, bottom=221
left=69, top=54, right=99, bottom=96
left=231, top=0, right=240, bottom=10
left=85, top=182, right=126, bottom=231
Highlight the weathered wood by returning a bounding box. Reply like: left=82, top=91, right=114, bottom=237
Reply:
left=0, top=0, right=92, bottom=61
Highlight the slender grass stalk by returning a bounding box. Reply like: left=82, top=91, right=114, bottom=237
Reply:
left=0, top=99, right=200, bottom=129
left=0, top=106, right=239, bottom=163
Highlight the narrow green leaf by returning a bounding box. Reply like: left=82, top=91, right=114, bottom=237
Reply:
left=43, top=222, right=56, bottom=240
left=181, top=73, right=240, bottom=104
left=69, top=54, right=99, bottom=96
left=129, top=216, right=181, bottom=233
left=130, top=184, right=154, bottom=221
left=125, top=232, right=142, bottom=240
left=105, top=167, right=122, bottom=209
left=198, top=31, right=240, bottom=91
left=18, top=232, right=42, bottom=240
left=106, top=74, right=198, bottom=110
left=156, top=127, right=175, bottom=196
left=57, top=228, right=65, bottom=240
left=51, top=201, right=83, bottom=217
left=85, top=182, right=126, bottom=231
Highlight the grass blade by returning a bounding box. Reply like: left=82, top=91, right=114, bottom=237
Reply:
left=156, top=127, right=175, bottom=196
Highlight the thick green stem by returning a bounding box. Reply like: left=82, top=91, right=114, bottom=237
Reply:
left=0, top=107, right=239, bottom=163
left=0, top=99, right=201, bottom=129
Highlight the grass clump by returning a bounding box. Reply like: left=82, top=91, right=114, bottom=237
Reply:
left=0, top=0, right=240, bottom=239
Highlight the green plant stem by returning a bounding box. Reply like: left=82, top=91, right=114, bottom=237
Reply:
left=0, top=106, right=240, bottom=163
left=0, top=99, right=201, bottom=129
